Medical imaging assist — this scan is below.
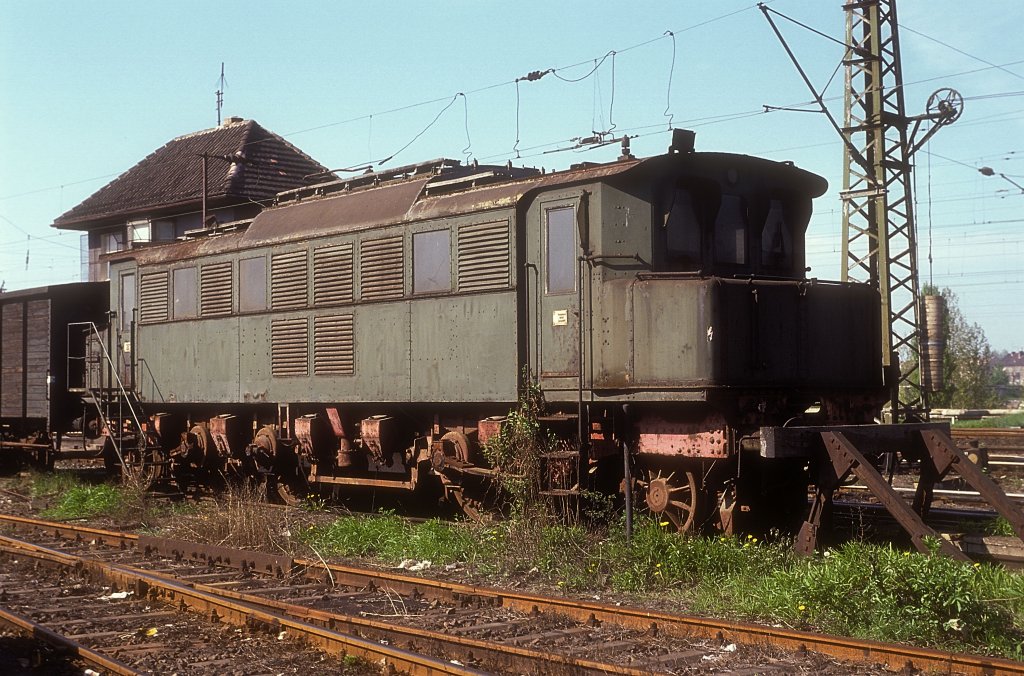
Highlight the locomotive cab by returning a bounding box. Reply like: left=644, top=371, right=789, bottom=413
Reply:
left=524, top=146, right=887, bottom=532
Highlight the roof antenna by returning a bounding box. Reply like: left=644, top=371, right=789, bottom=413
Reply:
left=216, top=63, right=226, bottom=126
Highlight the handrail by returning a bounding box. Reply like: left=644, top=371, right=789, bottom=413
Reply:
left=136, top=358, right=166, bottom=403
left=67, top=321, right=145, bottom=474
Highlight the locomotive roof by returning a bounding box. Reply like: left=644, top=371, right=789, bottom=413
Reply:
left=111, top=150, right=826, bottom=266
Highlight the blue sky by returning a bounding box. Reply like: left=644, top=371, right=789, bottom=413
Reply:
left=1, top=1, right=1021, bottom=350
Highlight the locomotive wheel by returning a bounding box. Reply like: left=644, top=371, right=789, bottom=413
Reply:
left=252, top=425, right=309, bottom=505
left=274, top=447, right=310, bottom=506
left=122, top=432, right=163, bottom=491
left=441, top=431, right=474, bottom=464
left=186, top=424, right=214, bottom=468
left=641, top=470, right=701, bottom=533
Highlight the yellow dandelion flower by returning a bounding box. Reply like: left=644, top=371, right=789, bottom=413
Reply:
left=798, top=604, right=806, bottom=612
left=659, top=521, right=670, bottom=527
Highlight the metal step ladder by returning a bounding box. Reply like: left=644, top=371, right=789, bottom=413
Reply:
left=67, top=321, right=154, bottom=476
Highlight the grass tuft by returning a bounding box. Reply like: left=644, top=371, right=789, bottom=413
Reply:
left=41, top=483, right=130, bottom=520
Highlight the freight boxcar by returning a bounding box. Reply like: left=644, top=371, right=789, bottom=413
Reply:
left=0, top=281, right=108, bottom=467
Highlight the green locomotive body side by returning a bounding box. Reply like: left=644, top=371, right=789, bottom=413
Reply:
left=107, top=149, right=882, bottom=413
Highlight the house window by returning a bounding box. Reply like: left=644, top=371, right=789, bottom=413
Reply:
left=172, top=267, right=197, bottom=319
left=128, top=219, right=151, bottom=245
left=546, top=206, right=576, bottom=294
left=152, top=220, right=177, bottom=242
left=239, top=256, right=267, bottom=312
left=413, top=229, right=451, bottom=294
left=102, top=230, right=125, bottom=254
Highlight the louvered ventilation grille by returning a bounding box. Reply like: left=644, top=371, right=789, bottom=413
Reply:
left=313, top=244, right=354, bottom=305
left=271, top=251, right=309, bottom=309
left=313, top=314, right=354, bottom=375
left=360, top=236, right=404, bottom=300
left=200, top=262, right=233, bottom=317
left=271, top=318, right=308, bottom=377
left=458, top=221, right=510, bottom=291
left=139, top=272, right=169, bottom=323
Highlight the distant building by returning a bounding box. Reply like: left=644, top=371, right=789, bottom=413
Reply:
left=995, top=351, right=1024, bottom=386
left=52, top=118, right=331, bottom=281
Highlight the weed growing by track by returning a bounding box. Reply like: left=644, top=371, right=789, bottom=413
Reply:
left=35, top=474, right=140, bottom=521
left=481, top=376, right=552, bottom=523
left=159, top=481, right=303, bottom=553
left=297, top=514, right=1024, bottom=659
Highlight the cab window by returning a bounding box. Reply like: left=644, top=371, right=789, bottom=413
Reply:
left=713, top=194, right=747, bottom=265
left=664, top=188, right=701, bottom=263
left=761, top=199, right=792, bottom=270
left=545, top=206, right=576, bottom=294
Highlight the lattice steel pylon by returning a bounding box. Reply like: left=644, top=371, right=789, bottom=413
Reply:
left=761, top=1, right=961, bottom=423
left=839, top=0, right=960, bottom=422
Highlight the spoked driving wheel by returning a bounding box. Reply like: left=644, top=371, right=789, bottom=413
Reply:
left=122, top=432, right=163, bottom=491
left=640, top=469, right=702, bottom=533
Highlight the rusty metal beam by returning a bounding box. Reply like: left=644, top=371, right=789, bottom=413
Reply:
left=138, top=535, right=294, bottom=578
left=920, top=429, right=1024, bottom=541
left=820, top=431, right=968, bottom=561
left=760, top=422, right=947, bottom=459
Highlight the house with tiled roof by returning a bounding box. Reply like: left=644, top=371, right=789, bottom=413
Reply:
left=996, top=351, right=1024, bottom=386
left=53, top=117, right=332, bottom=281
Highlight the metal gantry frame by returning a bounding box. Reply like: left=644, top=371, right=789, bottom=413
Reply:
left=762, top=0, right=961, bottom=422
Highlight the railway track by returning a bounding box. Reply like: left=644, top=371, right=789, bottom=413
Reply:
left=0, top=515, right=1020, bottom=675
left=951, top=427, right=1024, bottom=454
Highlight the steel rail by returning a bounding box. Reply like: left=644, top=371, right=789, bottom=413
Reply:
left=951, top=427, right=1024, bottom=451
left=0, top=604, right=142, bottom=675
left=0, top=537, right=483, bottom=676
left=0, top=526, right=648, bottom=676
left=299, top=558, right=1024, bottom=676
left=2, top=514, right=1022, bottom=675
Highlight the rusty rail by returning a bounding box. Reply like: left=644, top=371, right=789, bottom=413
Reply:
left=0, top=604, right=142, bottom=675
left=0, top=536, right=483, bottom=676
left=951, top=427, right=1024, bottom=452
left=1, top=514, right=1021, bottom=675
left=0, top=523, right=647, bottom=675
